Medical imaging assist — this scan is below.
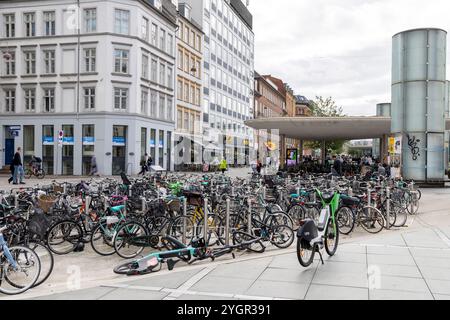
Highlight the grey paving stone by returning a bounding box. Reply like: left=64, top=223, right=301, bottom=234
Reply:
left=313, top=264, right=368, bottom=288
left=414, top=257, right=450, bottom=269
left=124, top=269, right=203, bottom=289
left=337, top=244, right=367, bottom=254
left=410, top=248, right=450, bottom=259
left=258, top=267, right=315, bottom=284
left=427, top=279, right=450, bottom=295
left=33, top=287, right=116, bottom=300
left=318, top=261, right=367, bottom=274
left=419, top=266, right=450, bottom=281
left=434, top=294, right=450, bottom=300
left=369, top=289, right=434, bottom=300
left=369, top=264, right=422, bottom=278
left=367, top=253, right=416, bottom=266
left=269, top=253, right=306, bottom=270
left=305, top=284, right=368, bottom=300
left=361, top=234, right=407, bottom=247
left=402, top=231, right=448, bottom=249
left=366, top=246, right=411, bottom=256
left=209, top=258, right=271, bottom=280
left=176, top=294, right=238, bottom=300
left=190, top=275, right=255, bottom=294
left=325, top=252, right=366, bottom=264
left=373, top=275, right=430, bottom=293
left=245, top=280, right=309, bottom=300
left=99, top=288, right=168, bottom=300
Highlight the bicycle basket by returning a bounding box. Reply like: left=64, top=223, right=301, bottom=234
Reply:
left=165, top=198, right=181, bottom=212
left=53, top=185, right=64, bottom=193
left=183, top=191, right=203, bottom=206
left=38, top=195, right=58, bottom=213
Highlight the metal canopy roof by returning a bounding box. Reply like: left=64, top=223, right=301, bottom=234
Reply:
left=245, top=117, right=450, bottom=141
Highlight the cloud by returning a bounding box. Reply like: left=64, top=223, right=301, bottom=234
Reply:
left=249, top=0, right=450, bottom=115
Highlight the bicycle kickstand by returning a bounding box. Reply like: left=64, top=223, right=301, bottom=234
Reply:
left=317, top=249, right=325, bottom=265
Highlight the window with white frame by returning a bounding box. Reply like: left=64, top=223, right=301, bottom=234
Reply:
left=141, top=90, right=148, bottom=114
left=3, top=51, right=15, bottom=75
left=84, top=8, right=96, bottom=32
left=168, top=34, right=173, bottom=55
left=43, top=50, right=55, bottom=74
left=160, top=29, right=166, bottom=52
left=159, top=94, right=165, bottom=119
left=5, top=89, right=15, bottom=112
left=24, top=50, right=36, bottom=74
left=167, top=67, right=173, bottom=89
left=4, top=14, right=15, bottom=38
left=142, top=54, right=149, bottom=79
left=150, top=90, right=157, bottom=117
left=141, top=17, right=149, bottom=41
left=114, top=49, right=129, bottom=74
left=24, top=13, right=35, bottom=37
left=177, top=80, right=183, bottom=100
left=167, top=97, right=173, bottom=121
left=151, top=23, right=158, bottom=46
left=114, top=88, right=128, bottom=110
left=24, top=88, right=35, bottom=111
left=84, top=87, right=95, bottom=109
left=43, top=11, right=55, bottom=36
left=43, top=88, right=55, bottom=112
left=84, top=48, right=96, bottom=72
left=159, top=63, right=165, bottom=86
left=151, top=59, right=157, bottom=82
left=114, top=9, right=129, bottom=34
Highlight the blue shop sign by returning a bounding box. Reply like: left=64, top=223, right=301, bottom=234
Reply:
left=63, top=137, right=74, bottom=144
left=159, top=140, right=164, bottom=148
left=113, top=137, right=126, bottom=146
left=150, top=139, right=155, bottom=147
left=43, top=136, right=54, bottom=145
left=83, top=137, right=95, bottom=145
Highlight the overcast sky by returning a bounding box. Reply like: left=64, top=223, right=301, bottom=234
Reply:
left=248, top=0, right=450, bottom=116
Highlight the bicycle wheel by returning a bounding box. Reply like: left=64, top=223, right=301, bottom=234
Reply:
left=392, top=204, right=408, bottom=227
left=46, top=220, right=83, bottom=255
left=406, top=194, right=420, bottom=215
left=232, top=230, right=265, bottom=253
left=287, top=204, right=306, bottom=230
left=113, top=221, right=148, bottom=259
left=269, top=224, right=294, bottom=249
left=196, top=214, right=224, bottom=246
left=324, top=219, right=339, bottom=256
left=25, top=169, right=33, bottom=180
left=297, top=238, right=315, bottom=268
left=0, top=246, right=41, bottom=295
left=264, top=212, right=294, bottom=229
left=381, top=201, right=397, bottom=228
left=90, top=222, right=116, bottom=256
left=168, top=215, right=196, bottom=245
left=26, top=242, right=54, bottom=288
left=336, top=206, right=355, bottom=235
left=359, top=206, right=385, bottom=234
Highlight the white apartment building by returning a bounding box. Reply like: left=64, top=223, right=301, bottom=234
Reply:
left=0, top=0, right=177, bottom=176
left=185, top=0, right=255, bottom=166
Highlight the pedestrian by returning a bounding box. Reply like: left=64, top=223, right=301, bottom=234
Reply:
left=256, top=160, right=262, bottom=174
left=378, top=163, right=386, bottom=176
left=89, top=155, right=99, bottom=176
left=139, top=153, right=149, bottom=175
left=147, top=154, right=153, bottom=169
left=12, top=147, right=25, bottom=185
left=219, top=158, right=228, bottom=174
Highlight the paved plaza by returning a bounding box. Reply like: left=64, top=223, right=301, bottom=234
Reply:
left=0, top=176, right=449, bottom=300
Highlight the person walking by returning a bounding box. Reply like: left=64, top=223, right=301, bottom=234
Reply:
left=219, top=158, right=228, bottom=174
left=8, top=161, right=14, bottom=184
left=256, top=159, right=262, bottom=174
left=147, top=154, right=153, bottom=169
left=139, top=153, right=149, bottom=175
left=12, top=147, right=25, bottom=185
left=89, top=155, right=99, bottom=176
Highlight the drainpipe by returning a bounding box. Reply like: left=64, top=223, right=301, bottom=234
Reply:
left=76, top=0, right=81, bottom=121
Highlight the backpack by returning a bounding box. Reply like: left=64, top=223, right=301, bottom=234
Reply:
left=27, top=209, right=53, bottom=240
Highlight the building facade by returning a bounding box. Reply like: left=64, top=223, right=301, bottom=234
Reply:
left=0, top=0, right=177, bottom=175
left=174, top=3, right=204, bottom=170
left=185, top=0, right=255, bottom=166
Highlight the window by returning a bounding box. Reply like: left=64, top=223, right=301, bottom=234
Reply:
left=114, top=49, right=129, bottom=73
left=184, top=53, right=189, bottom=72
left=84, top=48, right=96, bottom=72
left=43, top=50, right=55, bottom=74
left=43, top=11, right=55, bottom=36
left=24, top=13, right=35, bottom=37
left=191, top=30, right=195, bottom=47
left=141, top=90, right=148, bottom=114
left=159, top=94, right=165, bottom=119
left=114, top=88, right=128, bottom=110
left=24, top=88, right=35, bottom=111
left=167, top=97, right=173, bottom=121
left=167, top=67, right=173, bottom=89
left=82, top=87, right=95, bottom=109
left=159, top=63, right=165, bottom=86
left=168, top=34, right=174, bottom=55
left=4, top=14, right=15, bottom=38
left=137, top=53, right=147, bottom=80
left=177, top=109, right=182, bottom=130
left=3, top=51, right=15, bottom=75
left=184, top=111, right=189, bottom=131
left=84, top=9, right=96, bottom=32
left=114, top=9, right=129, bottom=34
left=141, top=17, right=149, bottom=40
left=160, top=29, right=166, bottom=51
left=177, top=80, right=183, bottom=100
left=24, top=51, right=36, bottom=74
left=151, top=23, right=158, bottom=46
left=190, top=85, right=195, bottom=104
left=196, top=35, right=201, bottom=51
left=178, top=49, right=183, bottom=69
left=184, top=83, right=189, bottom=102
left=43, top=88, right=55, bottom=112
left=150, top=90, right=157, bottom=117
left=184, top=26, right=189, bottom=43
left=195, top=87, right=200, bottom=106
left=5, top=89, right=15, bottom=112
left=151, top=59, right=157, bottom=82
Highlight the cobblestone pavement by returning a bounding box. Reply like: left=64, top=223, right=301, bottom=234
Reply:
left=1, top=170, right=450, bottom=300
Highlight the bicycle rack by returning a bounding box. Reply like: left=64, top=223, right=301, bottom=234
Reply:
left=182, top=197, right=187, bottom=245
left=204, top=198, right=209, bottom=247
left=225, top=197, right=231, bottom=246
left=386, top=187, right=391, bottom=230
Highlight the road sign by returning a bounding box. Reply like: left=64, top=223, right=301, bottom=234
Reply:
left=58, top=130, right=64, bottom=147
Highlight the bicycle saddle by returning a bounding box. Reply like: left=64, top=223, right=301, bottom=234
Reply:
left=321, top=193, right=335, bottom=202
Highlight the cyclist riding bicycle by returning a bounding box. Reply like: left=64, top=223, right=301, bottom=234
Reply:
left=29, top=156, right=42, bottom=173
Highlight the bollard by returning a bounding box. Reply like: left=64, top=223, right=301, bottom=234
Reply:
left=296, top=187, right=300, bottom=197
left=231, top=186, right=235, bottom=197
left=386, top=187, right=391, bottom=230
left=85, top=196, right=91, bottom=213
left=14, top=192, right=18, bottom=207
left=203, top=198, right=209, bottom=247
left=63, top=183, right=67, bottom=195
left=367, top=187, right=371, bottom=218
left=263, top=186, right=266, bottom=200
left=247, top=197, right=252, bottom=233
left=141, top=197, right=146, bottom=214
left=182, top=197, right=187, bottom=244
left=115, top=185, right=120, bottom=195
left=225, top=197, right=231, bottom=246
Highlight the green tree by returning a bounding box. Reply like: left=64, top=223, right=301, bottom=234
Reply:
left=304, top=96, right=347, bottom=155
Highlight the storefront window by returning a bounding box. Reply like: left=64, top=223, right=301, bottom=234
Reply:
left=62, top=125, right=74, bottom=175
left=23, top=125, right=34, bottom=167
left=167, top=131, right=171, bottom=170
left=42, top=125, right=54, bottom=175
left=141, top=127, right=147, bottom=160
left=112, top=125, right=127, bottom=175
left=159, top=130, right=164, bottom=167
left=150, top=129, right=156, bottom=164
left=82, top=125, right=95, bottom=175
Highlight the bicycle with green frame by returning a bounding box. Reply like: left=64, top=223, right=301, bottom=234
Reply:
left=296, top=189, right=340, bottom=267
